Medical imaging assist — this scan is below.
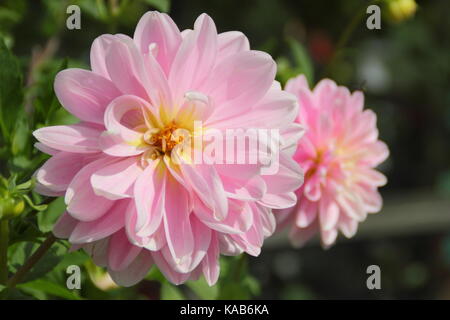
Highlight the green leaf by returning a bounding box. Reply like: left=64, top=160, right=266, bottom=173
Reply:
left=47, top=107, right=78, bottom=126
left=55, top=249, right=88, bottom=272
left=145, top=266, right=165, bottom=282
left=218, top=282, right=250, bottom=300
left=243, top=274, right=261, bottom=296
left=287, top=38, right=314, bottom=85
left=11, top=116, right=29, bottom=156
left=142, top=0, right=171, bottom=12
left=216, top=255, right=259, bottom=300
left=14, top=284, right=46, bottom=300
left=38, top=197, right=65, bottom=233
left=0, top=37, right=23, bottom=141
left=18, top=279, right=82, bottom=300
left=75, top=0, right=108, bottom=22
left=186, top=277, right=218, bottom=300
left=15, top=179, right=33, bottom=191
left=160, top=282, right=184, bottom=300
left=22, top=194, right=47, bottom=212
left=8, top=240, right=67, bottom=283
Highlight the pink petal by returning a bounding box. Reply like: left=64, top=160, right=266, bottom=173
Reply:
left=280, top=123, right=305, bottom=154
left=36, top=152, right=90, bottom=193
left=33, top=124, right=102, bottom=153
left=34, top=183, right=64, bottom=197
left=108, top=249, right=153, bottom=287
left=90, top=34, right=116, bottom=78
left=289, top=220, right=318, bottom=248
left=223, top=176, right=267, bottom=201
left=69, top=199, right=128, bottom=243
left=34, top=142, right=59, bottom=155
left=356, top=168, right=387, bottom=187
left=202, top=232, right=220, bottom=286
left=54, top=68, right=120, bottom=124
left=163, top=175, right=194, bottom=268
left=217, top=31, right=250, bottom=61
left=218, top=234, right=244, bottom=255
left=262, top=153, right=304, bottom=194
left=105, top=36, right=150, bottom=99
left=259, top=192, right=297, bottom=209
left=133, top=11, right=182, bottom=75
left=103, top=95, right=148, bottom=141
left=319, top=197, right=340, bottom=231
left=91, top=156, right=142, bottom=200
left=152, top=251, right=191, bottom=285
left=163, top=215, right=212, bottom=273
left=125, top=203, right=166, bottom=251
left=65, top=157, right=116, bottom=221
left=187, top=216, right=212, bottom=271
left=178, top=162, right=228, bottom=220
left=285, top=74, right=310, bottom=94
left=204, top=50, right=276, bottom=124
left=338, top=214, right=358, bottom=238
left=168, top=13, right=217, bottom=102
left=295, top=199, right=318, bottom=228
left=108, top=230, right=142, bottom=271
left=321, top=229, right=338, bottom=248
left=336, top=191, right=366, bottom=222
left=143, top=50, right=174, bottom=114
left=99, top=132, right=144, bottom=157
left=258, top=205, right=276, bottom=237
left=211, top=85, right=298, bottom=130
left=84, top=238, right=110, bottom=267
left=53, top=212, right=78, bottom=238
left=133, top=159, right=166, bottom=236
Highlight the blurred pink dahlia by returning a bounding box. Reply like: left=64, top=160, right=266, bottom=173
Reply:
left=277, top=75, right=389, bottom=248
left=33, top=12, right=304, bottom=286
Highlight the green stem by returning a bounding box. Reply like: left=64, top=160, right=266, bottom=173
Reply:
left=234, top=254, right=247, bottom=281
left=6, top=234, right=56, bottom=289
left=324, top=0, right=382, bottom=77
left=0, top=220, right=9, bottom=285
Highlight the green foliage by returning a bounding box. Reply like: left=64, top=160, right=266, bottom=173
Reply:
left=8, top=240, right=66, bottom=283
left=186, top=277, right=219, bottom=300
left=216, top=256, right=260, bottom=300
left=18, top=279, right=82, bottom=300
left=160, top=282, right=184, bottom=300
left=37, top=197, right=65, bottom=233
left=0, top=38, right=23, bottom=143
left=277, top=38, right=314, bottom=86
left=143, top=0, right=171, bottom=12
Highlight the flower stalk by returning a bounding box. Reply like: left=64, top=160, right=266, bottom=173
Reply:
left=0, top=220, right=9, bottom=285
left=6, top=234, right=56, bottom=289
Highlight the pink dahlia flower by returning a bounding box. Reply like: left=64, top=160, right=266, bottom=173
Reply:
left=33, top=12, right=304, bottom=286
left=277, top=75, right=389, bottom=248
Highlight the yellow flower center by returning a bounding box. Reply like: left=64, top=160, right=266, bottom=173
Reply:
left=144, top=123, right=185, bottom=154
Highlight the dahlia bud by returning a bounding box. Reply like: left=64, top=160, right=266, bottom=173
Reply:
left=0, top=193, right=25, bottom=220
left=385, top=0, right=417, bottom=23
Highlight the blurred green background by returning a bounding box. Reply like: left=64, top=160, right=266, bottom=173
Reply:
left=1, top=0, right=450, bottom=299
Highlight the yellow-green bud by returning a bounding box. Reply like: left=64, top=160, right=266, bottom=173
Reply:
left=386, top=0, right=418, bottom=23
left=0, top=196, right=25, bottom=220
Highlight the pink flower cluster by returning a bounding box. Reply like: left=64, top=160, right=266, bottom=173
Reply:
left=33, top=12, right=304, bottom=286
left=277, top=76, right=389, bottom=248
